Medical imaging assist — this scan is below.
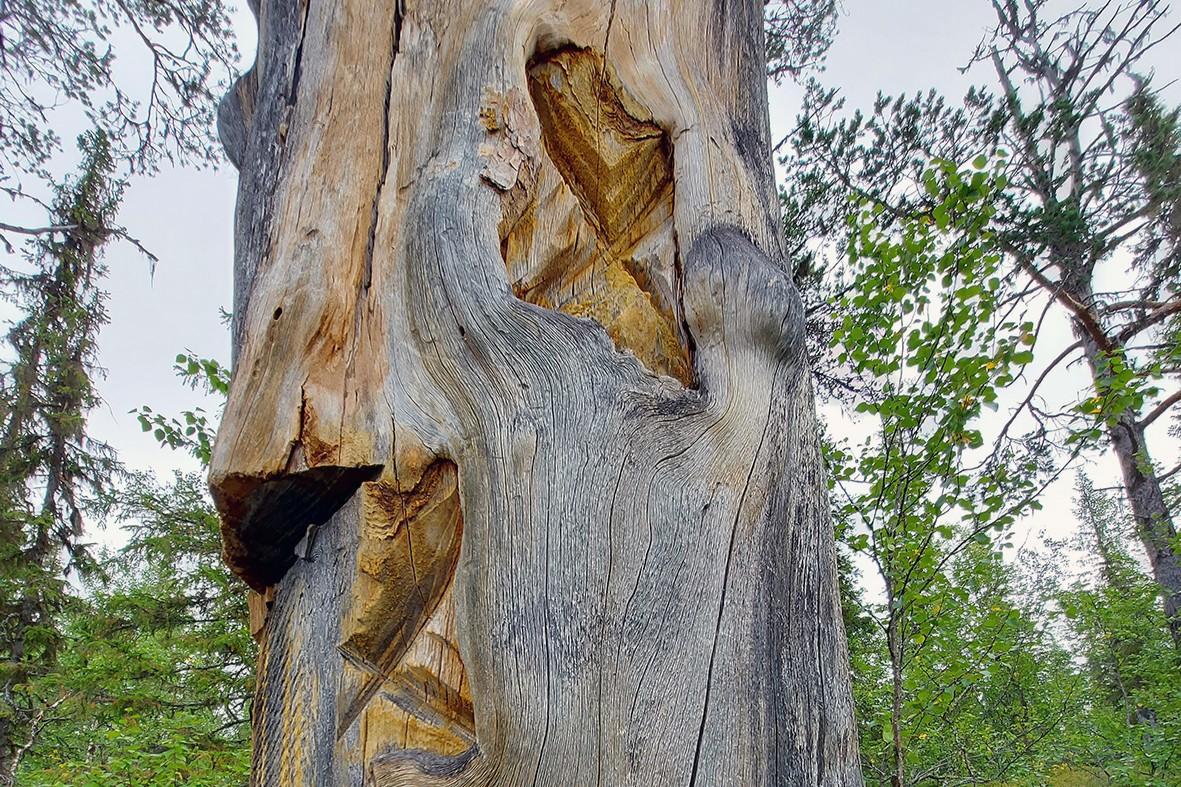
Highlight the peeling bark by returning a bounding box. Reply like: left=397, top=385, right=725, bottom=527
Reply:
left=211, top=1, right=861, bottom=784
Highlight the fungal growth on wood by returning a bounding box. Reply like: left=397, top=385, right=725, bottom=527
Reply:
left=210, top=1, right=862, bottom=784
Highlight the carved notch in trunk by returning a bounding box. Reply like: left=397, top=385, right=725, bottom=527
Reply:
left=499, top=48, right=694, bottom=386
left=214, top=464, right=381, bottom=591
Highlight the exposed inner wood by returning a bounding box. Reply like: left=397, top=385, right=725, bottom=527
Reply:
left=214, top=0, right=864, bottom=782
left=208, top=0, right=403, bottom=594
left=346, top=588, right=475, bottom=764
left=335, top=459, right=469, bottom=748
left=330, top=48, right=704, bottom=765
left=503, top=48, right=694, bottom=386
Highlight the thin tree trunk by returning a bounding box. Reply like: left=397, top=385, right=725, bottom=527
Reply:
left=1077, top=328, right=1181, bottom=648
left=886, top=609, right=905, bottom=787
left=211, top=1, right=862, bottom=784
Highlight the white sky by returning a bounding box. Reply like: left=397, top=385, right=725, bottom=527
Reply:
left=66, top=2, right=1180, bottom=557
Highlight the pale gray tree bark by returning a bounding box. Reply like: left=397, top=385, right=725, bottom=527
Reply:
left=982, top=0, right=1181, bottom=648
left=211, top=0, right=862, bottom=784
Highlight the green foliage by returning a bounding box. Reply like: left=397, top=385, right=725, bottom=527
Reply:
left=885, top=544, right=1086, bottom=785
left=0, top=141, right=248, bottom=777
left=0, top=0, right=237, bottom=180
left=1125, top=84, right=1181, bottom=298
left=828, top=156, right=1044, bottom=580
left=783, top=5, right=1181, bottom=778
left=10, top=345, right=248, bottom=783
left=133, top=352, right=230, bottom=465
left=765, top=0, right=838, bottom=83
left=1048, top=476, right=1181, bottom=784
left=0, top=0, right=240, bottom=780
left=16, top=472, right=253, bottom=786
left=0, top=130, right=124, bottom=777
left=0, top=115, right=245, bottom=784
left=831, top=542, right=891, bottom=769
left=785, top=1, right=1181, bottom=457
left=825, top=158, right=1073, bottom=784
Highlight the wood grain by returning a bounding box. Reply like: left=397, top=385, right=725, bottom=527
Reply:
left=212, top=0, right=863, bottom=783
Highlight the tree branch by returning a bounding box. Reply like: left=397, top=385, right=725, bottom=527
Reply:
left=1139, top=389, right=1181, bottom=430
left=0, top=221, right=77, bottom=236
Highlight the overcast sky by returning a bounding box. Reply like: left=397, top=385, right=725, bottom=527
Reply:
left=79, top=1, right=1180, bottom=554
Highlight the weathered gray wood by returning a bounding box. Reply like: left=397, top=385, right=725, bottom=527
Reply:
left=213, top=1, right=863, bottom=784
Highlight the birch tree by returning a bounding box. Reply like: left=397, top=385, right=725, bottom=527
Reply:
left=784, top=0, right=1181, bottom=646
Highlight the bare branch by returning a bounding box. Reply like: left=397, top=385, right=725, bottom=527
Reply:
left=1139, top=388, right=1181, bottom=430
left=0, top=221, right=77, bottom=236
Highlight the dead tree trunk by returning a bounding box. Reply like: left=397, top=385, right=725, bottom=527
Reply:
left=1076, top=324, right=1181, bottom=648
left=211, top=1, right=862, bottom=784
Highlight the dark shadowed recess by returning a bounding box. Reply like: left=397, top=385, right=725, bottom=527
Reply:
left=213, top=465, right=381, bottom=591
